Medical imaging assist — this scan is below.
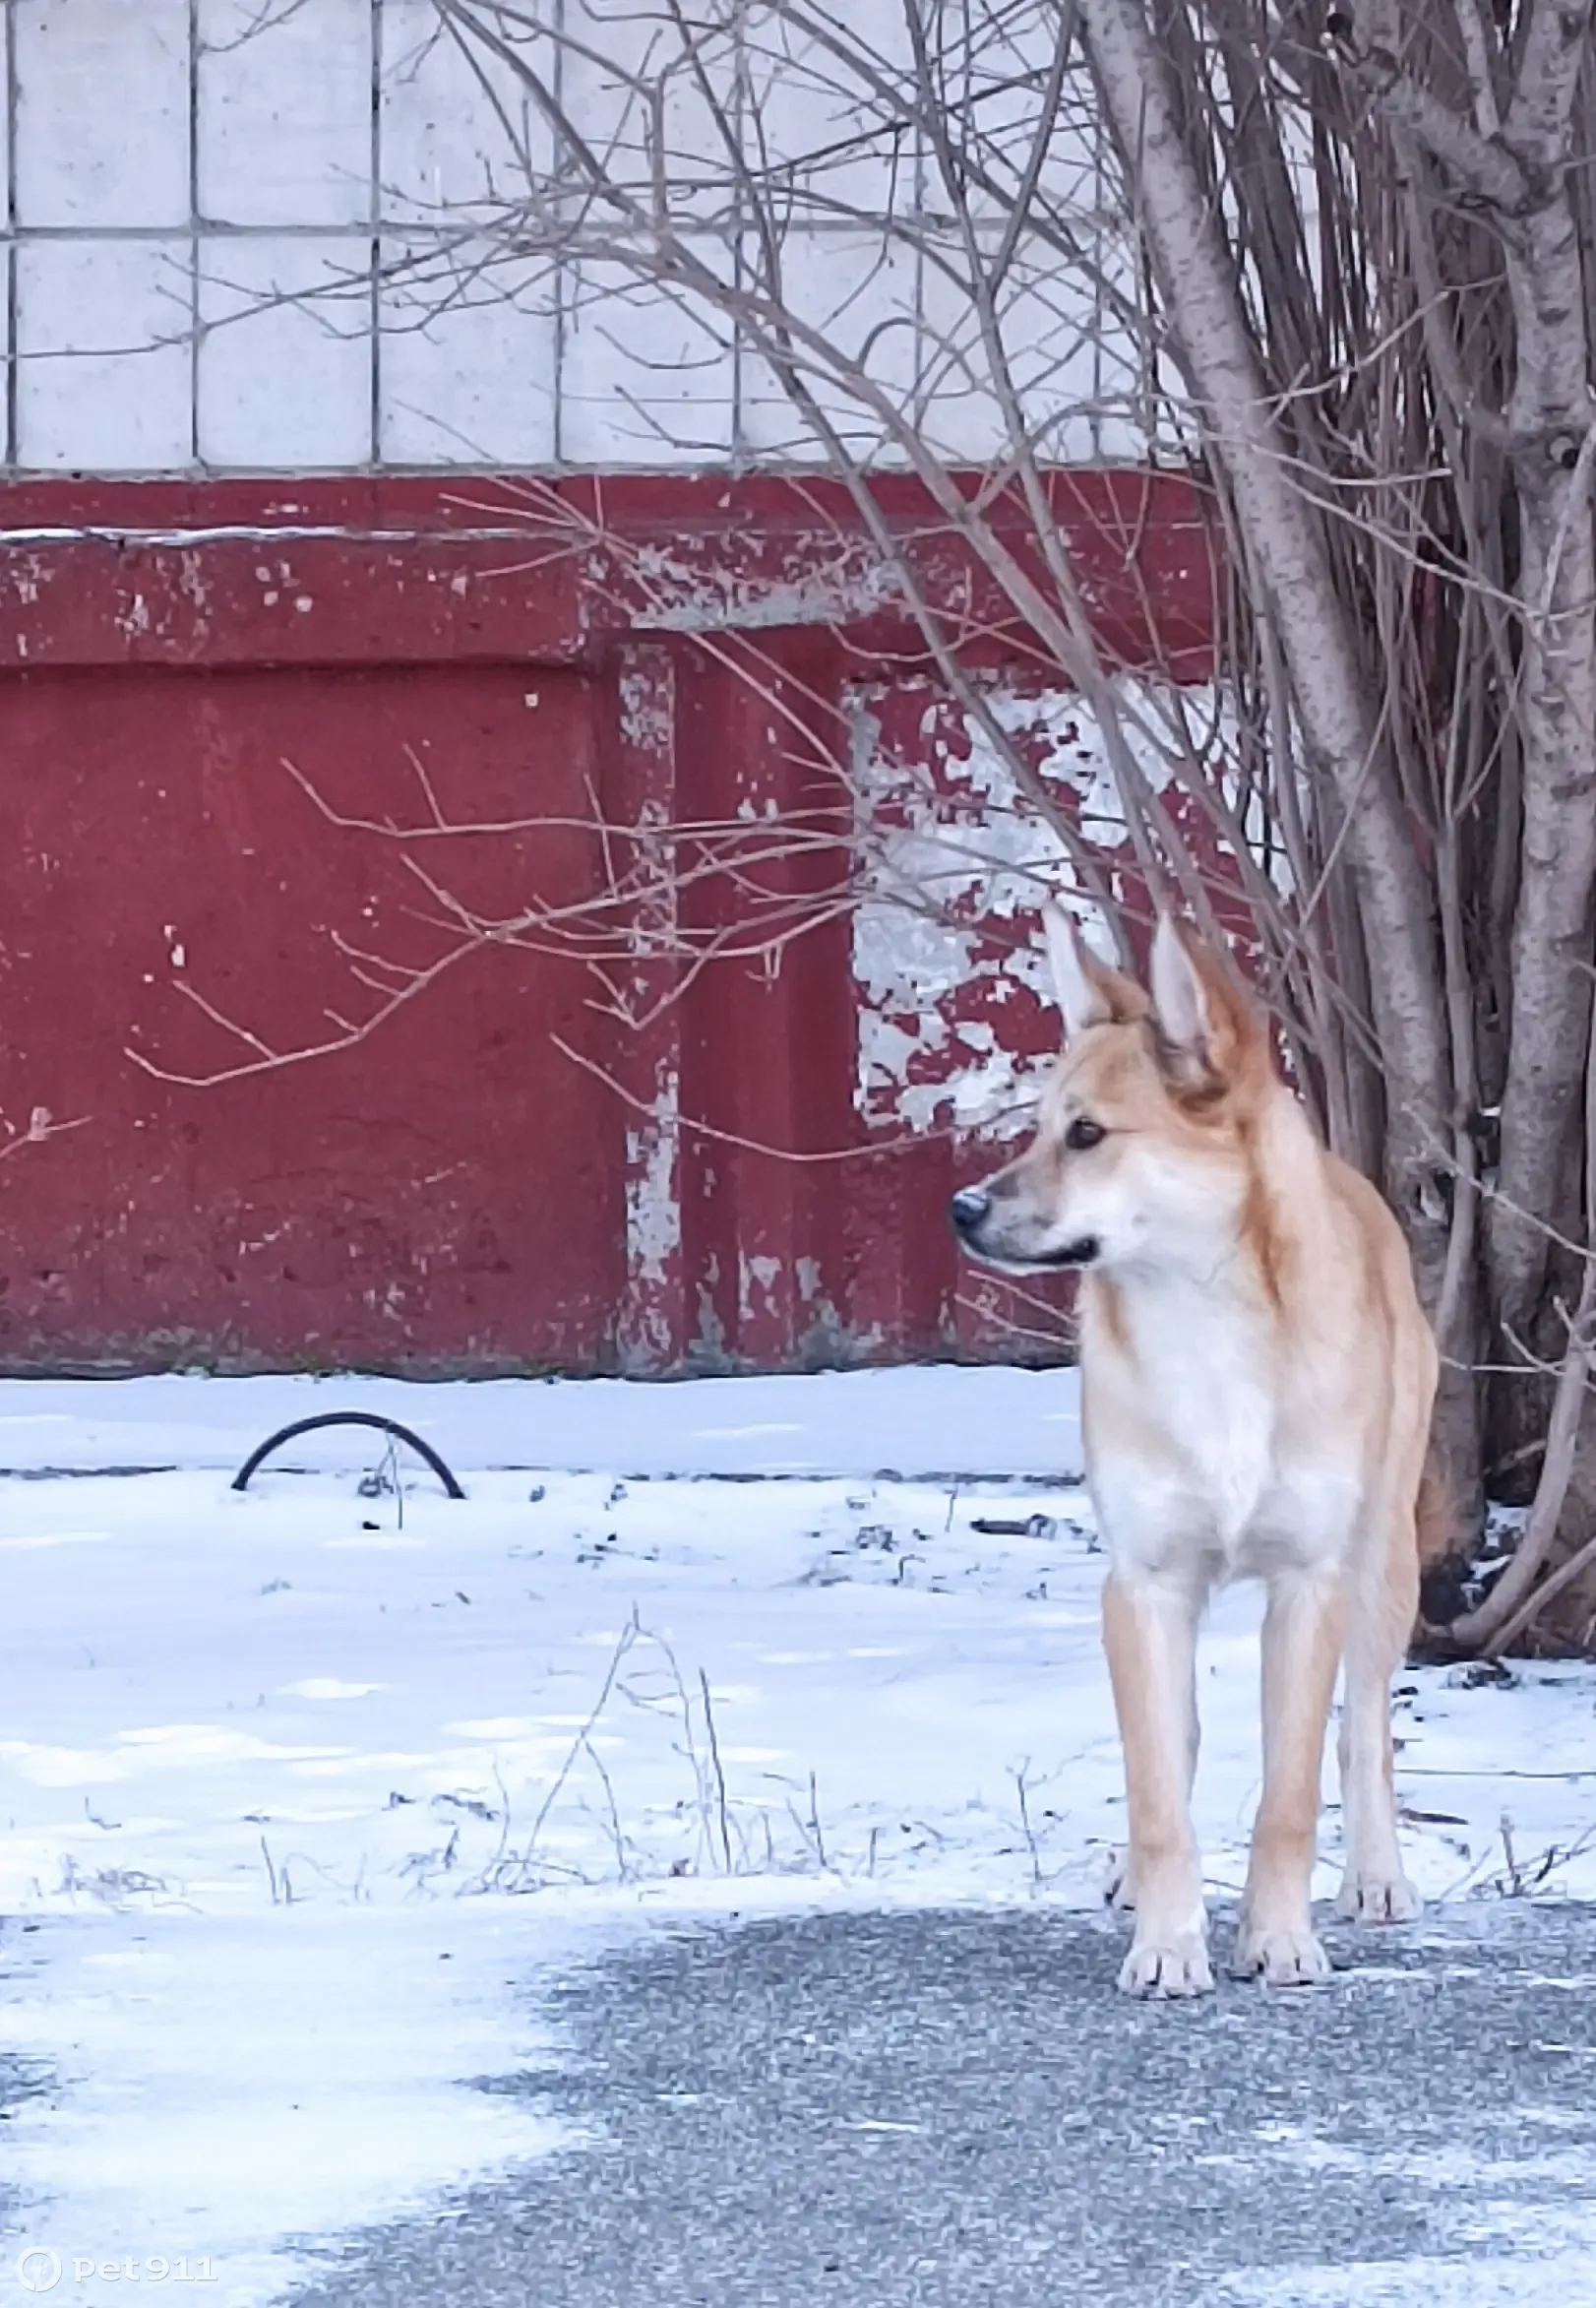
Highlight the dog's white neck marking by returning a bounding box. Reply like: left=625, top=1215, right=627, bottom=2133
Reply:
left=1115, top=1260, right=1276, bottom=1551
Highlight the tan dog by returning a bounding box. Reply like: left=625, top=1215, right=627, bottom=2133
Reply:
left=951, top=910, right=1439, bottom=1996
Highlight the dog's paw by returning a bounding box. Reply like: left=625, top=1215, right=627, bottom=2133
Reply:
left=1334, top=1870, right=1422, bottom=1926
left=1232, top=1921, right=1333, bottom=1989
left=1118, top=1933, right=1213, bottom=1999
left=1103, top=1847, right=1136, bottom=1913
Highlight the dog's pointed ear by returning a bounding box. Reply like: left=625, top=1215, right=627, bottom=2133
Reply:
left=1149, top=914, right=1259, bottom=1087
left=1043, top=905, right=1146, bottom=1038
left=1149, top=913, right=1210, bottom=1056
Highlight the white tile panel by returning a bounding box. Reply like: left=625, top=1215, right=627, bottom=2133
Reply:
left=557, top=2, right=735, bottom=223
left=1086, top=230, right=1168, bottom=459
left=0, top=249, right=11, bottom=465
left=737, top=232, right=920, bottom=466
left=915, top=240, right=1110, bottom=465
left=14, top=0, right=192, bottom=228
left=0, top=23, right=11, bottom=227
left=379, top=0, right=554, bottom=222
left=379, top=236, right=557, bottom=464
left=15, top=239, right=194, bottom=469
left=199, top=237, right=375, bottom=467
left=559, top=257, right=737, bottom=466
left=915, top=3, right=1105, bottom=223
left=198, top=0, right=373, bottom=226
left=740, top=7, right=917, bottom=224
left=0, top=0, right=1132, bottom=473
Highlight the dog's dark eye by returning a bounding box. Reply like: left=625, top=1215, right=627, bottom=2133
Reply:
left=1065, top=1117, right=1105, bottom=1153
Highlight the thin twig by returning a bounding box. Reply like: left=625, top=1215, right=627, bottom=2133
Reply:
left=699, top=1668, right=734, bottom=1877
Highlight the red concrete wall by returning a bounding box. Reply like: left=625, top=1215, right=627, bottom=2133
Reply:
left=0, top=474, right=1219, bottom=1375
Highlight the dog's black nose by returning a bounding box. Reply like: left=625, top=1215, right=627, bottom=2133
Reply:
left=950, top=1187, right=990, bottom=1237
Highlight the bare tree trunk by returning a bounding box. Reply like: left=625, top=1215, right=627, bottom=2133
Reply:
left=1327, top=0, right=1596, bottom=1578
left=1489, top=26, right=1596, bottom=1339
left=1077, top=0, right=1470, bottom=1446
left=1341, top=0, right=1596, bottom=1343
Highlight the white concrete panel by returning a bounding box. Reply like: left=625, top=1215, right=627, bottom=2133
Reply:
left=915, top=5, right=1104, bottom=223
left=915, top=242, right=1108, bottom=464
left=15, top=239, right=194, bottom=469
left=558, top=2, right=734, bottom=223
left=0, top=252, right=11, bottom=465
left=379, top=0, right=553, bottom=222
left=199, top=237, right=375, bottom=468
left=379, top=236, right=557, bottom=464
left=737, top=232, right=920, bottom=466
left=1088, top=232, right=1168, bottom=459
left=0, top=0, right=1135, bottom=474
left=0, top=28, right=11, bottom=228
left=14, top=0, right=192, bottom=228
left=198, top=0, right=373, bottom=226
left=741, top=7, right=917, bottom=224
left=559, top=256, right=736, bottom=466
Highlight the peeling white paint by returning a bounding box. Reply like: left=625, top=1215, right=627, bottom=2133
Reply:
left=617, top=664, right=674, bottom=757
left=623, top=1069, right=682, bottom=1291
left=627, top=543, right=897, bottom=634
left=175, top=552, right=209, bottom=612
left=739, top=1253, right=781, bottom=1327
left=850, top=677, right=1229, bottom=1138
left=694, top=1248, right=727, bottom=1364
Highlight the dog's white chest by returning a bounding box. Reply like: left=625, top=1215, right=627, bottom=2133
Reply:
left=1091, top=1281, right=1281, bottom=1561
left=1151, top=1315, right=1274, bottom=1545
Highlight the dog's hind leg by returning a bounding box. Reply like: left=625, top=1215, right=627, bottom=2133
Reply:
left=1335, top=1497, right=1423, bottom=1925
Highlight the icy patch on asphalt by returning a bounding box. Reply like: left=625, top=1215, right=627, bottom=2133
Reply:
left=1215, top=2239, right=1596, bottom=2305
left=1213, top=2109, right=1596, bottom=2305
left=1215, top=2265, right=1596, bottom=2304
left=0, top=1905, right=586, bottom=2307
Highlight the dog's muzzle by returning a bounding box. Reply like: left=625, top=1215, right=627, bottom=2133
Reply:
left=1036, top=1235, right=1101, bottom=1270
left=949, top=1187, right=991, bottom=1241
left=948, top=1189, right=1100, bottom=1271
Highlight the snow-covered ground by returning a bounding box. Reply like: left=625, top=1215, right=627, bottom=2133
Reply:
left=1, top=1367, right=1594, bottom=2305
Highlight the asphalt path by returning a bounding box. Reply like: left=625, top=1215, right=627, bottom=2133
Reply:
left=279, top=1901, right=1596, bottom=2308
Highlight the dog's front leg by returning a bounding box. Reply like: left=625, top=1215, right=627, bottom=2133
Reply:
left=1102, top=1572, right=1210, bottom=1997
left=1235, top=1569, right=1349, bottom=1986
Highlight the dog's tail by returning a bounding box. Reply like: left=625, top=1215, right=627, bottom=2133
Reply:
left=1415, top=1447, right=1468, bottom=1627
